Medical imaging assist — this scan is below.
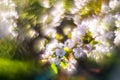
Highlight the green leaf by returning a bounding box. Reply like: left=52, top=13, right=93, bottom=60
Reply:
left=79, top=0, right=102, bottom=18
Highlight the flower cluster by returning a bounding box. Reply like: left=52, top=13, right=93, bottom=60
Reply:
left=0, top=0, right=18, bottom=38
left=3, top=0, right=120, bottom=74
left=38, top=0, right=120, bottom=74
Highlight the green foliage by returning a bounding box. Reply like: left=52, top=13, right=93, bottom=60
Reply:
left=13, top=41, right=36, bottom=60
left=14, top=0, right=47, bottom=27
left=0, top=38, right=18, bottom=59
left=0, top=58, right=42, bottom=80
left=64, top=0, right=73, bottom=12
left=0, top=58, right=30, bottom=77
left=49, top=0, right=55, bottom=5
left=81, top=30, right=99, bottom=45
left=0, top=37, right=35, bottom=60
left=0, top=38, right=42, bottom=80
left=82, top=30, right=93, bottom=44
left=79, top=0, right=102, bottom=18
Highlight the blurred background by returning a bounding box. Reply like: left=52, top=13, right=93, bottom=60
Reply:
left=0, top=0, right=120, bottom=80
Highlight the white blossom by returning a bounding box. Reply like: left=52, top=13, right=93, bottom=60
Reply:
left=114, top=29, right=120, bottom=46
left=63, top=25, right=73, bottom=36
left=41, top=50, right=53, bottom=58
left=39, top=0, right=120, bottom=73
left=103, top=31, right=115, bottom=40
left=67, top=62, right=76, bottom=72
left=100, top=15, right=116, bottom=31
left=46, top=39, right=58, bottom=51
left=74, top=0, right=90, bottom=9
left=115, top=29, right=120, bottom=38
left=115, top=20, right=120, bottom=28
left=64, top=39, right=75, bottom=48
left=83, top=44, right=93, bottom=52
left=101, top=3, right=110, bottom=13
left=72, top=26, right=87, bottom=40
left=109, top=0, right=120, bottom=10
left=42, top=28, right=56, bottom=38
left=67, top=57, right=77, bottom=73
left=49, top=1, right=65, bottom=28
left=95, top=44, right=112, bottom=54
left=114, top=37, right=120, bottom=46
left=33, top=38, right=46, bottom=53
left=55, top=48, right=66, bottom=57
left=73, top=47, right=86, bottom=58
left=51, top=57, right=61, bottom=65
left=39, top=0, right=51, bottom=8
left=0, top=0, right=18, bottom=38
